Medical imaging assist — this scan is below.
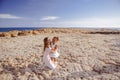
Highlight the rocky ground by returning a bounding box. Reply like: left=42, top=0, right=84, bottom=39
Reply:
left=0, top=29, right=120, bottom=80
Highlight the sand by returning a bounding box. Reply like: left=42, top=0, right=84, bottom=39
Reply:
left=0, top=29, right=120, bottom=80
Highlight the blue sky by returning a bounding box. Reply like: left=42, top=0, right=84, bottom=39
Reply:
left=0, top=0, right=120, bottom=28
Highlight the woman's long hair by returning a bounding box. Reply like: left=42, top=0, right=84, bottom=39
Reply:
left=43, top=37, right=49, bottom=51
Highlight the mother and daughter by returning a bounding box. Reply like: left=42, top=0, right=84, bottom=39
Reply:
left=43, top=37, right=60, bottom=70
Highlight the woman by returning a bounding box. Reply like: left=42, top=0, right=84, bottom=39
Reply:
left=43, top=37, right=57, bottom=69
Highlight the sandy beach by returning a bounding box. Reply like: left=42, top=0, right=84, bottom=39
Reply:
left=0, top=28, right=120, bottom=80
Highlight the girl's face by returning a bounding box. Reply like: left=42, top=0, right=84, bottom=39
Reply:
left=52, top=38, right=58, bottom=43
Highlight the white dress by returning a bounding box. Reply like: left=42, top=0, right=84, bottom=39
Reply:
left=43, top=47, right=57, bottom=69
left=49, top=43, right=60, bottom=58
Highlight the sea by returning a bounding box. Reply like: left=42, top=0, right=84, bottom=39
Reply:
left=0, top=27, right=43, bottom=32
left=0, top=27, right=120, bottom=32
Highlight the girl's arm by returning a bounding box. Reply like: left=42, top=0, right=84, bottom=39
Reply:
left=51, top=45, right=58, bottom=52
left=54, top=45, right=58, bottom=50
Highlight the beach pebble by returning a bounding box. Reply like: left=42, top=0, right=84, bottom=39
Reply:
left=0, top=73, right=13, bottom=80
left=28, top=74, right=39, bottom=80
left=38, top=75, right=44, bottom=80
left=18, top=75, right=28, bottom=80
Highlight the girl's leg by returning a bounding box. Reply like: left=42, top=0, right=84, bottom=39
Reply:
left=51, top=57, right=57, bottom=62
left=51, top=57, right=55, bottom=62
left=54, top=58, right=57, bottom=62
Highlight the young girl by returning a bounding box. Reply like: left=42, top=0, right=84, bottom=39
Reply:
left=50, top=37, right=60, bottom=62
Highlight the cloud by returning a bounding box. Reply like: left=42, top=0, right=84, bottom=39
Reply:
left=37, top=17, right=120, bottom=28
left=59, top=17, right=120, bottom=28
left=41, top=16, right=60, bottom=21
left=0, top=17, right=120, bottom=28
left=0, top=14, right=22, bottom=19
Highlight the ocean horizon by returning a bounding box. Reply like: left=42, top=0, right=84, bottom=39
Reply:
left=0, top=27, right=43, bottom=32
left=0, top=27, right=120, bottom=32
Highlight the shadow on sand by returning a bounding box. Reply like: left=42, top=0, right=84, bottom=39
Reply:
left=0, top=58, right=120, bottom=80
left=0, top=62, right=52, bottom=79
left=51, top=64, right=120, bottom=80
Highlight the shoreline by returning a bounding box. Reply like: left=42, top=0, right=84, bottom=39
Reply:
left=0, top=27, right=120, bottom=32
left=0, top=28, right=120, bottom=38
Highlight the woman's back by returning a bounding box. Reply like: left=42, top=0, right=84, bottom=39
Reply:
left=43, top=47, right=51, bottom=63
left=43, top=47, right=57, bottom=69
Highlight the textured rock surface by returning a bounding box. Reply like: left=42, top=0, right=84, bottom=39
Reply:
left=0, top=28, right=120, bottom=37
left=0, top=30, right=120, bottom=80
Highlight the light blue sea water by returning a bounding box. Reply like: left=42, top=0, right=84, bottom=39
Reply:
left=0, top=27, right=43, bottom=32
left=0, top=27, right=120, bottom=32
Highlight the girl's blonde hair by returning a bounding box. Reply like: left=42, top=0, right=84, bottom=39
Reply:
left=53, top=36, right=59, bottom=41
